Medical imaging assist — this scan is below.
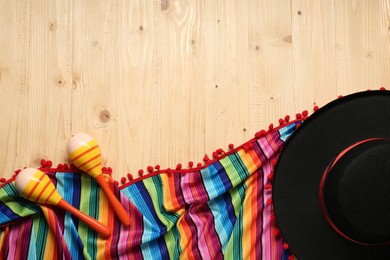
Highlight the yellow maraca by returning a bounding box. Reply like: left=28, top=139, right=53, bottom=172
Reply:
left=67, top=133, right=131, bottom=226
left=15, top=168, right=111, bottom=238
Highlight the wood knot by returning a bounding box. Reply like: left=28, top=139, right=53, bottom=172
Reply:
left=72, top=73, right=80, bottom=89
left=100, top=109, right=111, bottom=123
left=161, top=0, right=169, bottom=10
left=49, top=21, right=57, bottom=31
left=283, top=35, right=292, bottom=43
left=55, top=76, right=66, bottom=87
left=93, top=106, right=114, bottom=128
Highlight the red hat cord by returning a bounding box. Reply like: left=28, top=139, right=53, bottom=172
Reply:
left=319, top=137, right=390, bottom=246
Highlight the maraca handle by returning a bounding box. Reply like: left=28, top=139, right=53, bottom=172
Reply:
left=58, top=199, right=111, bottom=238
left=95, top=174, right=131, bottom=226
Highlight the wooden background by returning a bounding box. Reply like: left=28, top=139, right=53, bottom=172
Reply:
left=1, top=0, right=390, bottom=180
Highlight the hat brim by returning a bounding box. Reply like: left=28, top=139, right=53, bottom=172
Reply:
left=273, top=90, right=390, bottom=259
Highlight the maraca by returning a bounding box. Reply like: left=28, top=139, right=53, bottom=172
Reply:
left=67, top=133, right=131, bottom=226
left=15, top=168, right=111, bottom=238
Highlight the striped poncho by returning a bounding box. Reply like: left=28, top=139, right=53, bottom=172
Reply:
left=0, top=121, right=299, bottom=259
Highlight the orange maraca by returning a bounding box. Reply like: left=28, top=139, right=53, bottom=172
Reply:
left=67, top=133, right=131, bottom=226
left=15, top=168, right=111, bottom=238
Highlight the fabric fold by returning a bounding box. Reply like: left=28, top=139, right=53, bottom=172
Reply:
left=0, top=121, right=299, bottom=259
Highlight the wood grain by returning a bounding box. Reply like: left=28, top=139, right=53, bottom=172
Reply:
left=1, top=0, right=390, bottom=180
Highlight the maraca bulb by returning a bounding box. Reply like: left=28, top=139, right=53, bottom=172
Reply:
left=15, top=168, right=111, bottom=238
left=67, top=132, right=132, bottom=226
left=67, top=133, right=102, bottom=178
left=15, top=168, right=62, bottom=205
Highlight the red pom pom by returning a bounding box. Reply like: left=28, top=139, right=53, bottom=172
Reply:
left=114, top=180, right=119, bottom=186
left=273, top=228, right=280, bottom=236
left=203, top=155, right=210, bottom=163
left=0, top=177, right=6, bottom=183
left=288, top=256, right=295, bottom=260
left=228, top=144, right=234, bottom=150
left=284, top=115, right=290, bottom=122
left=57, top=164, right=63, bottom=169
left=283, top=243, right=289, bottom=249
left=268, top=123, right=274, bottom=130
left=188, top=161, right=194, bottom=167
left=138, top=169, right=144, bottom=176
left=243, top=143, right=254, bottom=152
left=271, top=159, right=278, bottom=166
left=313, top=105, right=319, bottom=111
left=338, top=95, right=343, bottom=99
left=147, top=166, right=154, bottom=173
left=267, top=173, right=274, bottom=180
left=176, top=163, right=182, bottom=170
left=47, top=160, right=53, bottom=167
left=302, top=110, right=308, bottom=117
left=62, top=164, right=69, bottom=170
left=41, top=159, right=47, bottom=167
left=217, top=148, right=224, bottom=154
left=380, top=87, right=386, bottom=91
left=121, top=177, right=126, bottom=184
left=197, top=163, right=202, bottom=167
left=15, top=169, right=21, bottom=174
left=270, top=213, right=276, bottom=222
left=155, top=165, right=161, bottom=170
left=265, top=184, right=272, bottom=190
left=278, top=118, right=285, bottom=125
left=266, top=198, right=273, bottom=205
left=127, top=173, right=133, bottom=180
left=212, top=151, right=218, bottom=158
left=69, top=163, right=76, bottom=170
left=255, top=130, right=266, bottom=139
left=296, top=113, right=302, bottom=119
left=102, top=167, right=108, bottom=173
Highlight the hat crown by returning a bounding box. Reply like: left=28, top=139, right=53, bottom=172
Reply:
left=323, top=139, right=390, bottom=244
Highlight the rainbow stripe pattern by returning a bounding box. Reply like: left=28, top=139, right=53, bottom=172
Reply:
left=0, top=121, right=299, bottom=259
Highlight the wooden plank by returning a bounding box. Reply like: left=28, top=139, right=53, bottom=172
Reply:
left=248, top=0, right=293, bottom=130
left=334, top=0, right=390, bottom=93
left=0, top=1, right=23, bottom=176
left=292, top=0, right=338, bottom=109
left=71, top=0, right=159, bottom=177
left=0, top=1, right=72, bottom=177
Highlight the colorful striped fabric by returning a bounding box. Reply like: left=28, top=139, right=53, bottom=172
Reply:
left=0, top=121, right=300, bottom=259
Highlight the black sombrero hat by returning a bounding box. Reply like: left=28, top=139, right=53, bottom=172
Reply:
left=273, top=90, right=390, bottom=259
